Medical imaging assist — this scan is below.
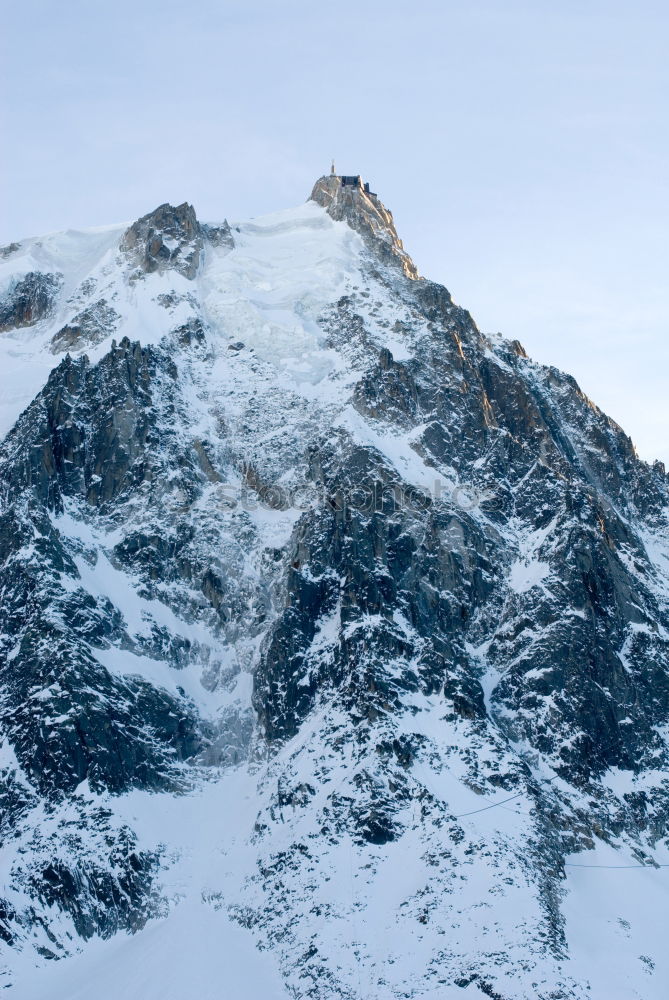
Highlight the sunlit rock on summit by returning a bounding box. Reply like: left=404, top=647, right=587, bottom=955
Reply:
left=311, top=167, right=419, bottom=279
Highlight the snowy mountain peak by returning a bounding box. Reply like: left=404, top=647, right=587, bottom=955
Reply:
left=2, top=178, right=669, bottom=999
left=310, top=172, right=419, bottom=278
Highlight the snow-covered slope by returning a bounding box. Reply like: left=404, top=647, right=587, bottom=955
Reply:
left=1, top=176, right=669, bottom=999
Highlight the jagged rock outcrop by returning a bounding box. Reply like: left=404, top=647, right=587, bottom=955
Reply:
left=121, top=202, right=195, bottom=279
left=0, top=271, right=63, bottom=332
left=51, top=299, right=120, bottom=352
left=311, top=172, right=419, bottom=278
left=119, top=203, right=234, bottom=281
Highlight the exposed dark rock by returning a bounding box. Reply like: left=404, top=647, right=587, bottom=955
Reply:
left=173, top=316, right=206, bottom=347
left=51, top=299, right=120, bottom=352
left=2, top=804, right=165, bottom=959
left=120, top=202, right=203, bottom=280
left=1, top=337, right=182, bottom=509
left=254, top=440, right=496, bottom=742
left=0, top=271, right=63, bottom=332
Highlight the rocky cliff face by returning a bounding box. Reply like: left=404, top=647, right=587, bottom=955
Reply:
left=0, top=272, right=63, bottom=332
left=119, top=201, right=234, bottom=280
left=311, top=173, right=419, bottom=278
left=0, top=180, right=668, bottom=999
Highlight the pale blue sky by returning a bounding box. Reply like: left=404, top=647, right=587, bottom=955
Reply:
left=2, top=0, right=667, bottom=463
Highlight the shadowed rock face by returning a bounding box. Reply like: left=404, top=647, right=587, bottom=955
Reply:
left=0, top=271, right=63, bottom=332
left=0, top=339, right=206, bottom=800
left=310, top=173, right=419, bottom=278
left=253, top=283, right=669, bottom=782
